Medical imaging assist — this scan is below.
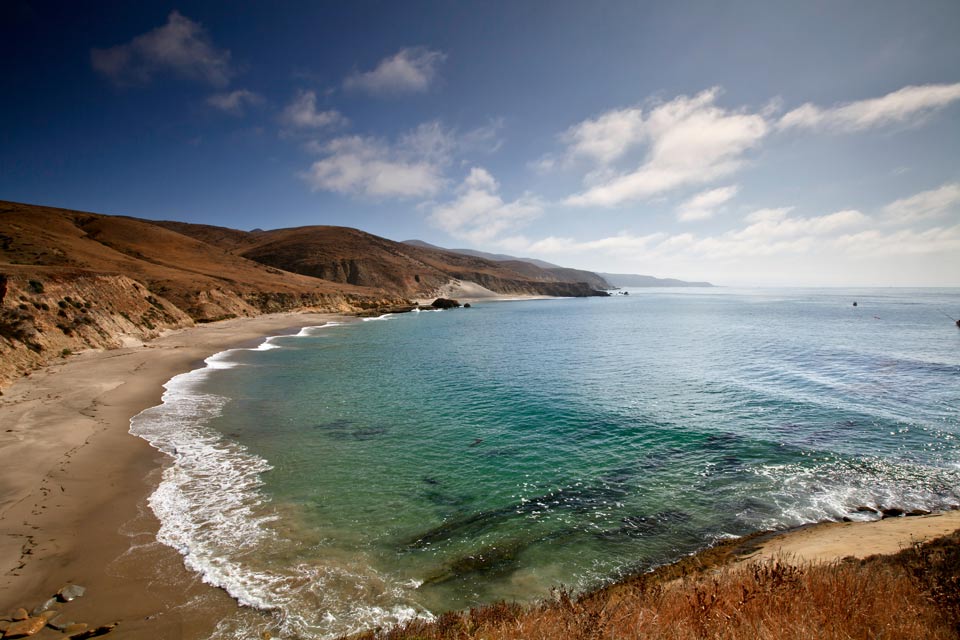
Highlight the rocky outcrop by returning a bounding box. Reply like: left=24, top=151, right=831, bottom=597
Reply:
left=0, top=269, right=194, bottom=387
left=431, top=298, right=461, bottom=309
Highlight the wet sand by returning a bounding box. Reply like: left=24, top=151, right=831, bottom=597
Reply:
left=0, top=312, right=349, bottom=638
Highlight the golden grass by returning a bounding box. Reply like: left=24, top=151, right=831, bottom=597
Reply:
left=347, top=531, right=960, bottom=640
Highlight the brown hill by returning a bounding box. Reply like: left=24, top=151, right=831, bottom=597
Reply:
left=0, top=201, right=409, bottom=385
left=153, top=221, right=609, bottom=299
left=0, top=201, right=607, bottom=387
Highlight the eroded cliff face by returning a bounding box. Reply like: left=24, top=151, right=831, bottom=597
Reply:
left=0, top=269, right=413, bottom=389
left=0, top=270, right=193, bottom=386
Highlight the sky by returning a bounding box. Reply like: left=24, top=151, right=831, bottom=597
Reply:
left=2, top=1, right=959, bottom=286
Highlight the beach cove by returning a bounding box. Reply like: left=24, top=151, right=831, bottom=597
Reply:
left=1, top=289, right=959, bottom=639
left=0, top=312, right=349, bottom=638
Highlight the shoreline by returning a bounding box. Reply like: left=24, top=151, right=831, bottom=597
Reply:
left=1, top=309, right=958, bottom=638
left=0, top=311, right=351, bottom=638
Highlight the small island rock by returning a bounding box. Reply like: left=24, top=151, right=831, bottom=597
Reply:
left=430, top=298, right=461, bottom=309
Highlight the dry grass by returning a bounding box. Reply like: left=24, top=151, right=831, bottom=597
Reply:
left=347, top=531, right=960, bottom=640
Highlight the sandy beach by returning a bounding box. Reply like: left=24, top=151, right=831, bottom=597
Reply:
left=0, top=312, right=350, bottom=638
left=1, top=309, right=958, bottom=638
left=743, top=509, right=960, bottom=565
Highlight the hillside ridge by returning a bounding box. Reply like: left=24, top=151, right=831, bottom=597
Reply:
left=0, top=201, right=607, bottom=387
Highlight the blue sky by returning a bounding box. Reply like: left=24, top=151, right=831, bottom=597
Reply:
left=2, top=1, right=959, bottom=286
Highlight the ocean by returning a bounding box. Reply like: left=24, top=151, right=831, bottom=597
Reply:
left=129, top=288, right=960, bottom=639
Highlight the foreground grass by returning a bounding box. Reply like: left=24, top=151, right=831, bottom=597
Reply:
left=347, top=530, right=960, bottom=640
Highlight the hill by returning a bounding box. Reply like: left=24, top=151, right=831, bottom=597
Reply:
left=402, top=240, right=611, bottom=290
left=0, top=201, right=608, bottom=387
left=600, top=272, right=714, bottom=288
left=402, top=242, right=716, bottom=290
left=158, top=222, right=610, bottom=298
left=404, top=240, right=562, bottom=270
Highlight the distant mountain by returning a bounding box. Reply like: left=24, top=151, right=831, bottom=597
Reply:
left=405, top=242, right=562, bottom=270
left=599, top=273, right=714, bottom=288
left=402, top=240, right=611, bottom=290
left=402, top=241, right=714, bottom=289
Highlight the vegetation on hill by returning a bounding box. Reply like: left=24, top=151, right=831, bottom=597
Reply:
left=344, top=530, right=960, bottom=640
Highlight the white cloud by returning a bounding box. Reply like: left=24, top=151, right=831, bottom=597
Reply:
left=743, top=207, right=794, bottom=224
left=430, top=168, right=543, bottom=243
left=564, top=89, right=768, bottom=207
left=281, top=90, right=347, bottom=129
left=779, top=83, right=960, bottom=132
left=676, top=185, right=739, bottom=222
left=881, top=182, right=960, bottom=224
left=523, top=232, right=667, bottom=255
left=559, top=107, right=646, bottom=166
left=300, top=119, right=505, bottom=200
left=344, top=47, right=446, bottom=95
left=207, top=89, right=263, bottom=115
left=399, top=121, right=457, bottom=163
left=91, top=11, right=232, bottom=87
left=302, top=135, right=444, bottom=199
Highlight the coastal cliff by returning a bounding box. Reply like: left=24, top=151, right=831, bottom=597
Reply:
left=0, top=200, right=608, bottom=387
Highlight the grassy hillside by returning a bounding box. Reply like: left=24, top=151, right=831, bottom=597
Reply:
left=344, top=530, right=960, bottom=640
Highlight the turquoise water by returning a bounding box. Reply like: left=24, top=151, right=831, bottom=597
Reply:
left=131, top=288, right=960, bottom=638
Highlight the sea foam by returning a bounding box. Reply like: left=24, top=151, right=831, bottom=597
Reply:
left=130, top=325, right=426, bottom=638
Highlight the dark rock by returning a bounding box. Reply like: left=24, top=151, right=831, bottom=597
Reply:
left=69, top=622, right=117, bottom=638
left=855, top=506, right=879, bottom=514
left=48, top=614, right=77, bottom=631
left=463, top=302, right=471, bottom=308
left=56, top=584, right=86, bottom=602
left=430, top=297, right=461, bottom=309
left=424, top=543, right=521, bottom=586
left=30, top=599, right=57, bottom=616
left=907, top=509, right=931, bottom=517
left=881, top=508, right=904, bottom=518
